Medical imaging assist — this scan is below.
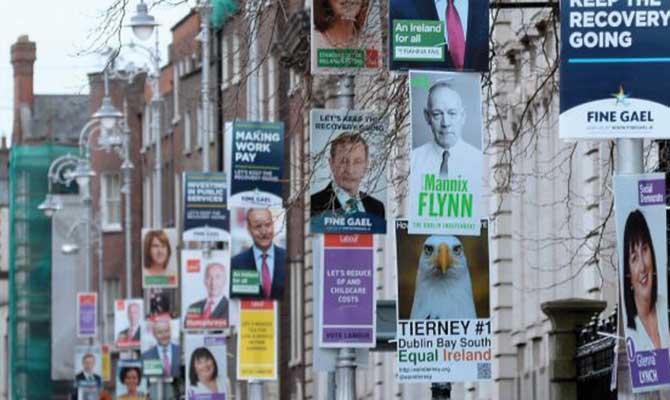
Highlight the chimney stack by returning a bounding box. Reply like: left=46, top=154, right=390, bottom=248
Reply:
left=11, top=35, right=36, bottom=144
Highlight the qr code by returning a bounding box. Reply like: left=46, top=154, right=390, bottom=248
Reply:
left=477, top=362, right=491, bottom=379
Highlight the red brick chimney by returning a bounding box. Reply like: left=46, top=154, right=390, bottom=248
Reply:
left=11, top=35, right=36, bottom=145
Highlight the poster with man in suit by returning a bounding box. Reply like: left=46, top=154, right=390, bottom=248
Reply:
left=408, top=70, right=483, bottom=235
left=140, top=317, right=181, bottom=378
left=310, top=109, right=387, bottom=234
left=230, top=207, right=287, bottom=300
left=182, top=249, right=231, bottom=330
left=114, top=299, right=143, bottom=349
left=389, top=0, right=489, bottom=72
left=74, top=346, right=102, bottom=388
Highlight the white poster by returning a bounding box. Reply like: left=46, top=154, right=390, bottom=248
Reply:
left=182, top=249, right=231, bottom=330
left=142, top=228, right=179, bottom=288
left=615, top=173, right=670, bottom=393
left=114, top=299, right=144, bottom=349
left=408, top=70, right=483, bottom=236
left=185, top=334, right=228, bottom=399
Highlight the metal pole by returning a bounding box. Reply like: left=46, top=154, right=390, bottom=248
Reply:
left=84, top=197, right=92, bottom=292
left=152, top=29, right=163, bottom=228
left=616, top=139, right=643, bottom=174
left=247, top=0, right=260, bottom=121
left=249, top=380, right=263, bottom=399
left=333, top=75, right=357, bottom=400
left=122, top=99, right=134, bottom=297
left=200, top=2, right=212, bottom=173
left=246, top=3, right=262, bottom=399
left=431, top=383, right=452, bottom=400
left=335, top=348, right=356, bottom=400
left=97, top=212, right=105, bottom=342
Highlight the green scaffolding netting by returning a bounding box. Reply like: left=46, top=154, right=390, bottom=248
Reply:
left=9, top=144, right=78, bottom=399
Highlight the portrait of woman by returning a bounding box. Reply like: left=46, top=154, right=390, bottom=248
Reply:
left=622, top=209, right=669, bottom=351
left=188, top=347, right=227, bottom=397
left=117, top=366, right=147, bottom=400
left=313, top=0, right=369, bottom=49
left=144, top=230, right=172, bottom=275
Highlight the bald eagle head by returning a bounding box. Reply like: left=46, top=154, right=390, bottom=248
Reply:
left=410, top=235, right=476, bottom=320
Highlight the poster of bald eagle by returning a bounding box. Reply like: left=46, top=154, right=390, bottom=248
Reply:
left=395, top=219, right=491, bottom=382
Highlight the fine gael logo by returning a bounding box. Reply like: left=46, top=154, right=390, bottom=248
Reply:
left=611, top=85, right=630, bottom=106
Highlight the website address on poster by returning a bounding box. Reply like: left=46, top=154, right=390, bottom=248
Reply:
left=414, top=221, right=476, bottom=231
left=394, top=47, right=443, bottom=60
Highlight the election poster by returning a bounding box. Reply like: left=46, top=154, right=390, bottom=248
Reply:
left=614, top=173, right=670, bottom=393
left=76, top=292, right=97, bottom=338
left=229, top=207, right=287, bottom=300
left=560, top=1, right=670, bottom=139
left=141, top=228, right=179, bottom=288
left=237, top=299, right=278, bottom=380
left=408, top=71, right=483, bottom=236
left=184, top=334, right=228, bottom=399
left=225, top=121, right=285, bottom=208
left=114, top=299, right=143, bottom=349
left=310, top=109, right=387, bottom=234
left=182, top=249, right=231, bottom=330
left=310, top=0, right=382, bottom=74
left=140, top=317, right=181, bottom=377
left=318, top=234, right=376, bottom=348
left=101, top=345, right=111, bottom=382
left=395, top=219, right=491, bottom=382
left=115, top=360, right=148, bottom=399
left=389, top=0, right=489, bottom=72
left=183, top=172, right=230, bottom=242
left=74, top=345, right=102, bottom=389
left=146, top=287, right=177, bottom=319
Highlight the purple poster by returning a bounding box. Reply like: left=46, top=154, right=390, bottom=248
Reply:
left=615, top=173, right=670, bottom=393
left=319, top=234, right=375, bottom=347
left=77, top=292, right=97, bottom=338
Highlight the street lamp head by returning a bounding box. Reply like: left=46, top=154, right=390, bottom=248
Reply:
left=38, top=194, right=62, bottom=217
left=61, top=243, right=80, bottom=254
left=72, top=161, right=96, bottom=199
left=129, top=1, right=157, bottom=41
left=93, top=96, right=123, bottom=131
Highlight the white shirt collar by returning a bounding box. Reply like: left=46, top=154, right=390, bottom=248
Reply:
left=253, top=245, right=275, bottom=281
left=332, top=182, right=366, bottom=213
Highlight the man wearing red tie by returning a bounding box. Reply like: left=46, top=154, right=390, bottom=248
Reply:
left=389, top=0, right=489, bottom=71
left=185, top=263, right=230, bottom=328
left=231, top=208, right=287, bottom=300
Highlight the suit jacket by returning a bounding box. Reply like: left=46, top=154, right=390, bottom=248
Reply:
left=390, top=0, right=489, bottom=71
left=231, top=246, right=286, bottom=300
left=186, top=297, right=229, bottom=320
left=118, top=326, right=140, bottom=342
left=75, top=371, right=102, bottom=387
left=141, top=343, right=181, bottom=377
left=310, top=182, right=385, bottom=218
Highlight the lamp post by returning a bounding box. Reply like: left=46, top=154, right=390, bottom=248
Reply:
left=128, top=0, right=162, bottom=228
left=199, top=0, right=212, bottom=173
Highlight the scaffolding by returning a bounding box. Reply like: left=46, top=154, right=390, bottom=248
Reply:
left=9, top=144, right=77, bottom=399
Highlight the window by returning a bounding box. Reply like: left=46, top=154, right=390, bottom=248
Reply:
left=103, top=279, right=120, bottom=343
left=142, top=104, right=151, bottom=148
left=101, top=172, right=122, bottom=231
left=268, top=55, right=278, bottom=121
left=232, top=34, right=241, bottom=84
left=172, top=64, right=180, bottom=122
left=221, top=36, right=230, bottom=89
left=259, top=59, right=265, bottom=120
left=184, top=111, right=192, bottom=153
left=143, top=175, right=152, bottom=228
left=196, top=106, right=203, bottom=148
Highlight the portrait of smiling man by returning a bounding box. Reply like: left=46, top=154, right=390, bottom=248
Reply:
left=311, top=132, right=385, bottom=218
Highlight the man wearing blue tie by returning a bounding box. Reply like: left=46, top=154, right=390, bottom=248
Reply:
left=231, top=208, right=287, bottom=300
left=390, top=0, right=489, bottom=71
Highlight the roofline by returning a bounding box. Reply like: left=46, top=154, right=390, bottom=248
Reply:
left=171, top=8, right=198, bottom=32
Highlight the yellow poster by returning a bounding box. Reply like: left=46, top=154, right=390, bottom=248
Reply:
left=101, top=344, right=111, bottom=382
left=236, top=299, right=277, bottom=380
